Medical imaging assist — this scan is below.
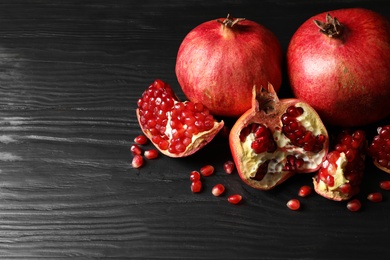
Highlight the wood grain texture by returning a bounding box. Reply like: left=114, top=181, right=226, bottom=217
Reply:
left=0, top=0, right=389, bottom=258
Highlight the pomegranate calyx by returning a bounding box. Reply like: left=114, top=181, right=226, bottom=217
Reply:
left=314, top=13, right=343, bottom=38
left=253, top=83, right=279, bottom=115
left=217, top=14, right=246, bottom=28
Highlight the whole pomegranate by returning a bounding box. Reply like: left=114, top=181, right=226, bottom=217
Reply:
left=136, top=79, right=224, bottom=158
left=176, top=14, right=283, bottom=117
left=229, top=83, right=329, bottom=190
left=287, top=8, right=390, bottom=127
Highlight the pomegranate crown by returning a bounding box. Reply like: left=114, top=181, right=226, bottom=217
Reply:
left=252, top=83, right=279, bottom=114
left=217, top=14, right=245, bottom=28
left=314, top=13, right=343, bottom=38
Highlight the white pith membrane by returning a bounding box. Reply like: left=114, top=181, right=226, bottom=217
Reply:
left=240, top=104, right=326, bottom=188
left=316, top=152, right=349, bottom=192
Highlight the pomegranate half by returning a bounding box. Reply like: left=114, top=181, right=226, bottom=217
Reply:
left=229, top=83, right=329, bottom=190
left=287, top=8, right=390, bottom=127
left=176, top=14, right=283, bottom=117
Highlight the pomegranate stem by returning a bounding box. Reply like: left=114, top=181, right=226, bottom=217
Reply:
left=217, top=13, right=245, bottom=27
left=313, top=13, right=343, bottom=38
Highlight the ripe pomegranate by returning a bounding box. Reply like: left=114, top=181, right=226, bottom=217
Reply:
left=136, top=79, right=224, bottom=158
left=287, top=8, right=390, bottom=126
left=368, top=125, right=390, bottom=173
left=175, top=14, right=283, bottom=117
left=229, top=83, right=329, bottom=190
left=313, top=130, right=367, bottom=201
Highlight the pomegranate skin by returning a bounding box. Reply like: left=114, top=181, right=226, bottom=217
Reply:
left=176, top=15, right=283, bottom=117
left=287, top=8, right=390, bottom=127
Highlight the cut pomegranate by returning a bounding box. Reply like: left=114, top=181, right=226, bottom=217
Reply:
left=286, top=199, right=300, bottom=210
left=298, top=185, right=312, bottom=197
left=346, top=199, right=361, bottom=212
left=132, top=154, right=143, bottom=168
left=191, top=180, right=202, bottom=193
left=229, top=84, right=328, bottom=190
left=223, top=160, right=235, bottom=174
left=136, top=79, right=224, bottom=158
left=368, top=125, right=390, bottom=173
left=144, top=149, right=159, bottom=160
left=367, top=192, right=383, bottom=202
left=380, top=180, right=390, bottom=190
left=228, top=194, right=242, bottom=204
left=313, top=130, right=367, bottom=201
left=134, top=134, right=148, bottom=145
left=212, top=184, right=225, bottom=196
left=200, top=165, right=214, bottom=177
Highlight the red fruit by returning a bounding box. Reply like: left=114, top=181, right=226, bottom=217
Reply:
left=134, top=135, right=148, bottom=145
left=223, top=160, right=235, bottom=174
left=144, top=149, right=159, bottom=160
left=298, top=185, right=312, bottom=197
left=228, top=194, right=242, bottom=205
left=286, top=199, right=300, bottom=210
left=347, top=199, right=361, bottom=212
left=200, top=165, right=214, bottom=177
left=212, top=184, right=225, bottom=196
left=175, top=14, right=283, bottom=117
left=368, top=125, right=390, bottom=173
left=313, top=130, right=367, bottom=201
left=191, top=180, right=202, bottom=193
left=132, top=154, right=143, bottom=168
left=287, top=8, right=390, bottom=126
left=136, top=79, right=224, bottom=158
left=229, top=84, right=329, bottom=190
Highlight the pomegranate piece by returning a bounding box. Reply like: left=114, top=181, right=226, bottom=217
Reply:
left=298, top=185, right=312, bottom=197
left=191, top=180, right=202, bottom=193
left=200, top=165, right=214, bottom=177
left=367, top=192, right=383, bottom=202
left=144, top=149, right=159, bottom=160
left=212, top=184, right=225, bottom=197
left=223, top=160, right=235, bottom=174
left=346, top=199, right=361, bottom=212
left=132, top=154, right=143, bottom=168
left=313, top=130, right=367, bottom=201
left=368, top=125, right=390, bottom=173
left=229, top=84, right=329, bottom=190
left=136, top=79, right=224, bottom=158
left=228, top=194, right=242, bottom=205
left=286, top=199, right=300, bottom=210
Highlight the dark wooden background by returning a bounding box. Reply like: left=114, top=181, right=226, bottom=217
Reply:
left=0, top=0, right=389, bottom=258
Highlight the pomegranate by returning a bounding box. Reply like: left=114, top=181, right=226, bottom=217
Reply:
left=287, top=8, right=390, bottom=126
left=368, top=125, right=390, bottom=173
left=229, top=83, right=329, bottom=190
left=136, top=79, right=224, bottom=157
left=175, top=14, right=283, bottom=117
left=313, top=130, right=367, bottom=201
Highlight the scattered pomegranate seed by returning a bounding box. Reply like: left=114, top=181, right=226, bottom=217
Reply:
left=286, top=199, right=300, bottom=210
left=132, top=154, right=143, bottom=168
left=191, top=180, right=202, bottom=193
left=367, top=192, right=383, bottom=202
left=347, top=199, right=361, bottom=212
left=228, top=194, right=242, bottom=205
left=223, top=160, right=235, bottom=174
left=379, top=180, right=390, bottom=190
left=144, top=149, right=159, bottom=159
left=200, top=165, right=214, bottom=177
left=130, top=144, right=142, bottom=155
left=134, top=134, right=148, bottom=145
left=212, top=184, right=225, bottom=196
left=298, top=185, right=312, bottom=197
left=189, top=171, right=201, bottom=182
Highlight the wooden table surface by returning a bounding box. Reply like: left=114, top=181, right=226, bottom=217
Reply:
left=1, top=0, right=389, bottom=258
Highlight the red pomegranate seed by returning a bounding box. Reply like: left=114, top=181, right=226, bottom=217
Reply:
left=134, top=134, right=148, bottom=145
left=367, top=192, right=383, bottom=202
left=191, top=180, right=202, bottom=193
left=200, top=165, right=214, bottom=177
left=298, top=185, right=312, bottom=197
left=286, top=199, right=300, bottom=210
left=130, top=144, right=142, bottom=155
left=144, top=149, right=158, bottom=159
left=228, top=194, right=242, bottom=205
left=212, top=184, right=225, bottom=196
left=347, top=199, right=361, bottom=212
left=223, top=160, right=235, bottom=174
left=189, top=171, right=201, bottom=182
left=380, top=180, right=390, bottom=190
left=132, top=154, right=143, bottom=168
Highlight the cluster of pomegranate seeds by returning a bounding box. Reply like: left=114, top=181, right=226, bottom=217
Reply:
left=137, top=79, right=216, bottom=155
left=284, top=155, right=305, bottom=171
left=286, top=199, right=300, bottom=210
left=368, top=125, right=390, bottom=171
left=130, top=134, right=159, bottom=168
left=240, top=123, right=277, bottom=154
left=281, top=105, right=326, bottom=153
